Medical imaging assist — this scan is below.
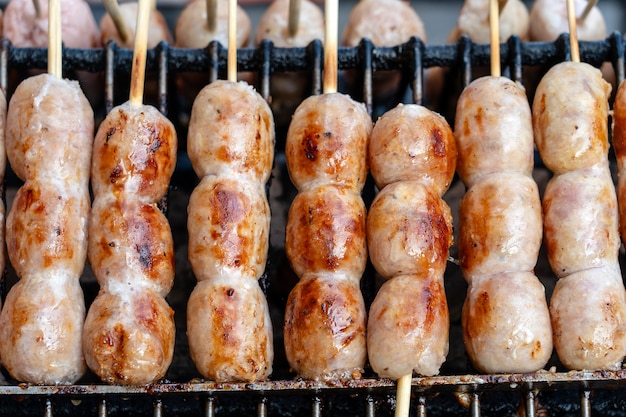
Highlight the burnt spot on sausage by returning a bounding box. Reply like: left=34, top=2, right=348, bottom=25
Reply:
left=474, top=107, right=484, bottom=134
left=109, top=165, right=123, bottom=184
left=149, top=137, right=162, bottom=154
left=106, top=127, right=116, bottom=143
left=303, top=134, right=319, bottom=161
left=136, top=243, right=153, bottom=270
left=431, top=127, right=445, bottom=157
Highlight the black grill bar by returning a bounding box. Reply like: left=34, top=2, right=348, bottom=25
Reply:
left=3, top=34, right=623, bottom=87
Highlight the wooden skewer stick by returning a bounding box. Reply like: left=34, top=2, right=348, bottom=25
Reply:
left=578, top=0, right=598, bottom=24
left=227, top=0, right=237, bottom=82
left=33, top=0, right=42, bottom=18
left=288, top=0, right=301, bottom=38
left=323, top=0, right=338, bottom=93
left=129, top=0, right=151, bottom=106
left=102, top=0, right=131, bottom=45
left=48, top=0, right=62, bottom=78
left=394, top=374, right=412, bottom=417
left=206, top=0, right=217, bottom=34
left=567, top=0, right=581, bottom=63
left=490, top=0, right=501, bottom=77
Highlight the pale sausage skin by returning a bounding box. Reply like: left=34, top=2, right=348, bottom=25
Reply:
left=454, top=77, right=534, bottom=187
left=366, top=179, right=453, bottom=379
left=341, top=0, right=433, bottom=104
left=458, top=173, right=543, bottom=281
left=533, top=61, right=626, bottom=370
left=367, top=181, right=453, bottom=282
left=0, top=74, right=93, bottom=384
left=532, top=62, right=610, bottom=175
left=462, top=271, right=553, bottom=373
left=542, top=167, right=620, bottom=277
left=366, top=103, right=455, bottom=379
left=284, top=93, right=371, bottom=380
left=450, top=0, right=529, bottom=43
left=455, top=76, right=552, bottom=373
left=83, top=102, right=177, bottom=385
left=187, top=80, right=274, bottom=382
left=549, top=265, right=626, bottom=370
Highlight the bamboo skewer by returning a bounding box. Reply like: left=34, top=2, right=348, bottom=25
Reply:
left=490, top=0, right=501, bottom=77
left=288, top=0, right=301, bottom=38
left=206, top=0, right=217, bottom=33
left=567, top=0, right=581, bottom=63
left=102, top=0, right=132, bottom=45
left=578, top=0, right=598, bottom=24
left=227, top=0, right=237, bottom=82
left=323, top=0, right=338, bottom=93
left=395, top=374, right=412, bottom=417
left=129, top=0, right=151, bottom=105
left=48, top=0, right=61, bottom=78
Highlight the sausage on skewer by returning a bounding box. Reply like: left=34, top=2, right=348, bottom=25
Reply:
left=186, top=80, right=274, bottom=382
left=283, top=93, right=371, bottom=380
left=0, top=73, right=92, bottom=384
left=367, top=103, right=456, bottom=379
left=455, top=76, right=553, bottom=373
left=533, top=61, right=626, bottom=370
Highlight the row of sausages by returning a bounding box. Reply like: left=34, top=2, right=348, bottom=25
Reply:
left=0, top=0, right=623, bottom=387
left=281, top=59, right=626, bottom=381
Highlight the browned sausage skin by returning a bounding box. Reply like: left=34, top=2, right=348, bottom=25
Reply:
left=284, top=93, right=371, bottom=380
left=83, top=101, right=177, bottom=385
left=366, top=103, right=456, bottom=379
left=186, top=80, right=274, bottom=382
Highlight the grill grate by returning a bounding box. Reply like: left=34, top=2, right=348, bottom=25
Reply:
left=1, top=33, right=626, bottom=416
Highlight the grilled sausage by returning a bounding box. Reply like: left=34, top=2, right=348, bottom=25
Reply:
left=186, top=80, right=274, bottom=382
left=366, top=103, right=455, bottom=379
left=455, top=76, right=552, bottom=373
left=82, top=101, right=177, bottom=385
left=283, top=92, right=370, bottom=380
left=532, top=61, right=626, bottom=370
left=0, top=74, right=92, bottom=384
